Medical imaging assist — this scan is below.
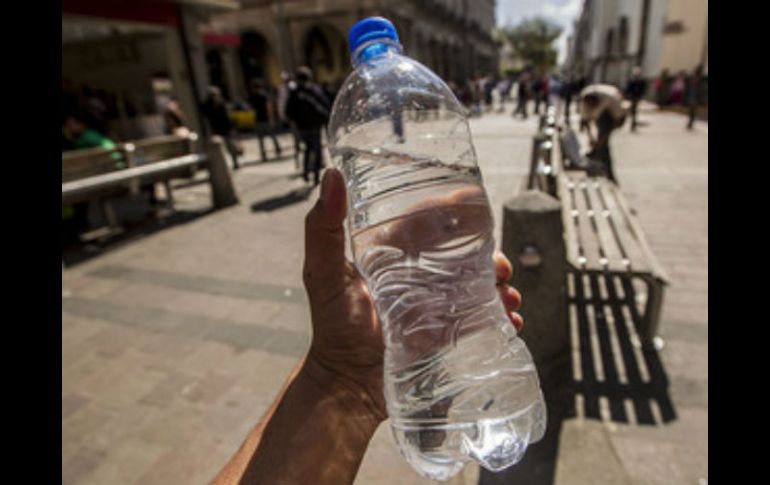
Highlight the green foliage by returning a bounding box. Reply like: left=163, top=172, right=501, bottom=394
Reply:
left=498, top=17, right=563, bottom=71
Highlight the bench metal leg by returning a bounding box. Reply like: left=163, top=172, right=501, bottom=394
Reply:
left=99, top=199, right=119, bottom=230
left=642, top=277, right=666, bottom=351
left=162, top=180, right=175, bottom=211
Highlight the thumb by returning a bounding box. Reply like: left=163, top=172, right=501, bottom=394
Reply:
left=303, top=168, right=348, bottom=292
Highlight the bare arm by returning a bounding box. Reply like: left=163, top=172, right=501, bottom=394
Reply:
left=211, top=356, right=382, bottom=485
left=211, top=168, right=524, bottom=485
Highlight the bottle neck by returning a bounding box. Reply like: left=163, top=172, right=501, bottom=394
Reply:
left=352, top=39, right=402, bottom=67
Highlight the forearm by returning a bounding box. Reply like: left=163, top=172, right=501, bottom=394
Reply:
left=212, top=356, right=383, bottom=485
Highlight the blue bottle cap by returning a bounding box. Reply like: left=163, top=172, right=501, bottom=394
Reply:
left=348, top=17, right=400, bottom=55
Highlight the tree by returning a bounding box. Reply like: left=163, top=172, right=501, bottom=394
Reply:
left=497, top=17, right=563, bottom=72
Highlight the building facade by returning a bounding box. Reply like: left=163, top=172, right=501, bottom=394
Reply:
left=566, top=0, right=707, bottom=92
left=200, top=0, right=499, bottom=103
left=62, top=0, right=240, bottom=140
left=62, top=0, right=499, bottom=142
left=657, top=0, right=708, bottom=77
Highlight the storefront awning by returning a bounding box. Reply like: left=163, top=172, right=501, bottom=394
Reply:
left=203, top=32, right=241, bottom=46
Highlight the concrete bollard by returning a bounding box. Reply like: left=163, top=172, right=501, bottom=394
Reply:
left=486, top=190, right=572, bottom=485
left=206, top=136, right=240, bottom=209
left=501, top=190, right=569, bottom=380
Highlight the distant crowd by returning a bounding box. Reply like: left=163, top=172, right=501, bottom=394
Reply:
left=63, top=63, right=707, bottom=187
left=443, top=64, right=706, bottom=129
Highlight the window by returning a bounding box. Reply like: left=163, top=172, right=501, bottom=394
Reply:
left=663, top=20, right=685, bottom=34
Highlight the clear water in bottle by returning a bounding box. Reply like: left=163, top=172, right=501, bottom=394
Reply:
left=329, top=17, right=547, bottom=481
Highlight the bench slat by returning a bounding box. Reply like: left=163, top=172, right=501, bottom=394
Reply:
left=569, top=173, right=603, bottom=270
left=595, top=179, right=655, bottom=275
left=584, top=178, right=628, bottom=272
left=557, top=173, right=583, bottom=270
left=604, top=181, right=670, bottom=283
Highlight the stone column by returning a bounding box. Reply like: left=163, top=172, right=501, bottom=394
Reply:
left=178, top=5, right=211, bottom=103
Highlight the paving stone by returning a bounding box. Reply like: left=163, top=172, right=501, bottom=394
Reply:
left=553, top=419, right=633, bottom=485
left=62, top=393, right=90, bottom=420
left=61, top=109, right=707, bottom=485
left=76, top=438, right=168, bottom=485
left=62, top=446, right=108, bottom=485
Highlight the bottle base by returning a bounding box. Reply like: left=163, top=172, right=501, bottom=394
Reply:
left=390, top=397, right=546, bottom=480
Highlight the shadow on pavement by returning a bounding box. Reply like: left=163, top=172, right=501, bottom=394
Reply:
left=62, top=206, right=215, bottom=268
left=239, top=153, right=299, bottom=168
left=250, top=186, right=314, bottom=212
left=479, top=273, right=675, bottom=485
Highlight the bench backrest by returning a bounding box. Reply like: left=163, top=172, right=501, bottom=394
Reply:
left=62, top=133, right=198, bottom=183
left=62, top=146, right=126, bottom=183
left=528, top=124, right=566, bottom=196
left=130, top=134, right=197, bottom=165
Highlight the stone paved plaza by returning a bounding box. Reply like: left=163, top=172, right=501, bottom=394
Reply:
left=62, top=104, right=707, bottom=485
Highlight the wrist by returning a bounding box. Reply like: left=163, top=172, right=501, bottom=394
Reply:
left=300, top=353, right=386, bottom=434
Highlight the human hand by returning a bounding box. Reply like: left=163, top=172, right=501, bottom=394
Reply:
left=303, top=167, right=524, bottom=421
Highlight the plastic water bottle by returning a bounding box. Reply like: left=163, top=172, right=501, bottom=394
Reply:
left=328, top=17, right=547, bottom=480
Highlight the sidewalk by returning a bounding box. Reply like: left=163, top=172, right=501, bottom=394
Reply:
left=62, top=107, right=707, bottom=485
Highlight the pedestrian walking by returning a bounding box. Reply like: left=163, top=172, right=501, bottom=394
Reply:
left=686, top=65, right=704, bottom=130
left=625, top=66, right=647, bottom=132
left=277, top=72, right=302, bottom=166
left=497, top=77, right=512, bottom=112
left=513, top=71, right=530, bottom=119
left=469, top=78, right=482, bottom=117
left=483, top=75, right=496, bottom=112
left=202, top=86, right=241, bottom=170
left=668, top=72, right=686, bottom=105
left=249, top=78, right=282, bottom=162
left=533, top=75, right=543, bottom=115
left=548, top=73, right=563, bottom=118
left=286, top=66, right=331, bottom=185
left=563, top=75, right=575, bottom=124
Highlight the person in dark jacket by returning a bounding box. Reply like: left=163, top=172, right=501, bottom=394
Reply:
left=532, top=76, right=543, bottom=115
left=686, top=65, right=704, bottom=130
left=249, top=79, right=282, bottom=162
left=562, top=75, right=575, bottom=124
left=513, top=70, right=530, bottom=119
left=625, top=66, right=647, bottom=132
left=286, top=67, right=331, bottom=185
left=202, top=86, right=240, bottom=169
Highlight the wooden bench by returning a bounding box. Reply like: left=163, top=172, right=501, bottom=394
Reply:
left=532, top=123, right=669, bottom=350
left=62, top=133, right=237, bottom=239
